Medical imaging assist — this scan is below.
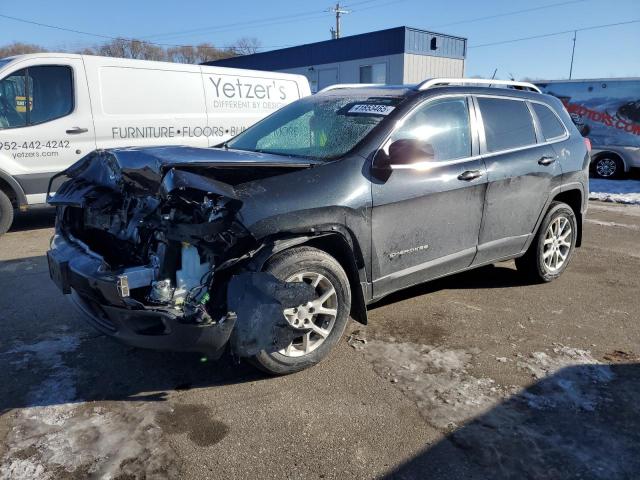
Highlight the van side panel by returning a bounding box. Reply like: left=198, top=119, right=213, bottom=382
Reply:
left=84, top=57, right=209, bottom=149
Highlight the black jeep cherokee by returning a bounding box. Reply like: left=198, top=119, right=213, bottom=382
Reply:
left=47, top=79, right=590, bottom=374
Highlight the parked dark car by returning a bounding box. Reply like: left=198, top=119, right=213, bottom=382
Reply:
left=47, top=79, right=590, bottom=374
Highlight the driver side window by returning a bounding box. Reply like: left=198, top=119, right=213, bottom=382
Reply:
left=391, top=97, right=472, bottom=161
left=0, top=65, right=73, bottom=129
left=0, top=70, right=27, bottom=128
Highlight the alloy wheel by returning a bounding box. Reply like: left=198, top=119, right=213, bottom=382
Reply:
left=279, top=271, right=338, bottom=357
left=596, top=158, right=617, bottom=177
left=542, top=216, right=572, bottom=273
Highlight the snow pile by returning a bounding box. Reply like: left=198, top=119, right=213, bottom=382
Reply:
left=517, top=345, right=614, bottom=411
left=1, top=335, right=178, bottom=480
left=362, top=341, right=508, bottom=429
left=589, top=178, right=640, bottom=205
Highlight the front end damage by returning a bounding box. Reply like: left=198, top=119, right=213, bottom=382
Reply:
left=47, top=148, right=318, bottom=358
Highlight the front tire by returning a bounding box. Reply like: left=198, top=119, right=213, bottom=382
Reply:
left=0, top=190, right=14, bottom=235
left=515, top=202, right=577, bottom=283
left=251, top=246, right=351, bottom=375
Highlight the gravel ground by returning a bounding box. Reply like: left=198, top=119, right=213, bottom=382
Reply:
left=0, top=201, right=638, bottom=479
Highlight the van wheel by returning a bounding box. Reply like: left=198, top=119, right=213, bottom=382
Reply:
left=0, top=190, right=14, bottom=235
left=515, top=202, right=577, bottom=283
left=251, top=246, right=351, bottom=375
left=592, top=155, right=623, bottom=179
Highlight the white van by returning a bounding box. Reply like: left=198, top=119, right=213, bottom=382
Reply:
left=0, top=53, right=311, bottom=233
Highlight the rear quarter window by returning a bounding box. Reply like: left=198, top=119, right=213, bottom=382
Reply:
left=532, top=102, right=567, bottom=140
left=477, top=97, right=537, bottom=153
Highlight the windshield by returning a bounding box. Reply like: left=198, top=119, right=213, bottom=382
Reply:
left=226, top=95, right=402, bottom=160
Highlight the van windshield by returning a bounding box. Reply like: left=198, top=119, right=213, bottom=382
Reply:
left=226, top=95, right=401, bottom=160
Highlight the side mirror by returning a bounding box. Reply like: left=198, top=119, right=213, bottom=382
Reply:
left=388, top=138, right=435, bottom=167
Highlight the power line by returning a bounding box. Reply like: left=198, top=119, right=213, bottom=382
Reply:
left=469, top=19, right=640, bottom=48
left=142, top=9, right=329, bottom=41
left=430, top=0, right=588, bottom=28
left=146, top=0, right=398, bottom=42
left=352, top=0, right=411, bottom=13
left=0, top=13, right=294, bottom=50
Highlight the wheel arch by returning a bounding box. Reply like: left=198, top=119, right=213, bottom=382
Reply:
left=551, top=188, right=583, bottom=247
left=247, top=229, right=369, bottom=325
left=0, top=169, right=27, bottom=208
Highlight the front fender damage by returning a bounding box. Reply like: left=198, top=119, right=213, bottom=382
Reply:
left=50, top=149, right=324, bottom=358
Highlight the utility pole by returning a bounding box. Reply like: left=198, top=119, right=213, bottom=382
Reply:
left=330, top=3, right=350, bottom=39
left=569, top=30, right=577, bottom=79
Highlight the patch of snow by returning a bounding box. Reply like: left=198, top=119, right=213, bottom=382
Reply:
left=6, top=335, right=80, bottom=410
left=1, top=335, right=179, bottom=479
left=361, top=340, right=616, bottom=431
left=0, top=459, right=50, bottom=480
left=2, top=402, right=179, bottom=480
left=589, top=178, right=640, bottom=205
left=517, top=345, right=614, bottom=411
left=362, top=341, right=509, bottom=429
left=586, top=218, right=640, bottom=231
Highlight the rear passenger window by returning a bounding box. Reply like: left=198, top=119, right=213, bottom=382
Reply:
left=477, top=97, right=536, bottom=152
left=532, top=103, right=566, bottom=140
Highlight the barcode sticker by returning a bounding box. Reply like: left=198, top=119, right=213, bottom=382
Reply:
left=347, top=104, right=395, bottom=115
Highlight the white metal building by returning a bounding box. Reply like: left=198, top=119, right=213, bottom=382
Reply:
left=205, top=27, right=467, bottom=92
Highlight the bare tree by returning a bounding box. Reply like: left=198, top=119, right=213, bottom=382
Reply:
left=232, top=37, right=261, bottom=56
left=166, top=45, right=198, bottom=64
left=196, top=43, right=236, bottom=63
left=0, top=42, right=47, bottom=57
left=0, top=35, right=256, bottom=64
left=89, top=38, right=166, bottom=61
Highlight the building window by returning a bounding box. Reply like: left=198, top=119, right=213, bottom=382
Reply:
left=430, top=37, right=438, bottom=50
left=360, top=63, right=386, bottom=84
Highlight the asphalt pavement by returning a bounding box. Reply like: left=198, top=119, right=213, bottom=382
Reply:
left=0, top=201, right=638, bottom=479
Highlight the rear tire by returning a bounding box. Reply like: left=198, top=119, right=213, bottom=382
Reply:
left=515, top=202, right=577, bottom=283
left=251, top=246, right=351, bottom=375
left=591, top=155, right=624, bottom=179
left=0, top=190, right=14, bottom=235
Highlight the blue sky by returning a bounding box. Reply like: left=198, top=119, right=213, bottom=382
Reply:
left=1, top=0, right=638, bottom=80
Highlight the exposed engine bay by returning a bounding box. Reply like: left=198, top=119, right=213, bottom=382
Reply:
left=47, top=147, right=320, bottom=357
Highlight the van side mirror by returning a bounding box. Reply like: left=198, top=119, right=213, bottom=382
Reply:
left=388, top=138, right=435, bottom=167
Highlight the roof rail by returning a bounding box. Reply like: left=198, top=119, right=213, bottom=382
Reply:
left=416, top=78, right=542, bottom=93
left=317, top=83, right=383, bottom=93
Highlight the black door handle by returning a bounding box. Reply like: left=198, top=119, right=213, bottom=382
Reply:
left=538, top=155, right=556, bottom=166
left=66, top=127, right=88, bottom=134
left=458, top=170, right=484, bottom=181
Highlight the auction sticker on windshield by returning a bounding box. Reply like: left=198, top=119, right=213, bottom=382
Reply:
left=347, top=104, right=395, bottom=115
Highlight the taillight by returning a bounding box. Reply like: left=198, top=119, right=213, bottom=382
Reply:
left=584, top=137, right=592, bottom=153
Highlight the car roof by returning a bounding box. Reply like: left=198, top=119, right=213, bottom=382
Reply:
left=315, top=78, right=543, bottom=100
left=315, top=83, right=557, bottom=105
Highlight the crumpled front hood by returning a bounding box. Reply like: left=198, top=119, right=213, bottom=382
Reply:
left=50, top=146, right=320, bottom=200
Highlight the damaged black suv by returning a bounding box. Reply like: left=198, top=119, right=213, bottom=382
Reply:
left=47, top=79, right=590, bottom=374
